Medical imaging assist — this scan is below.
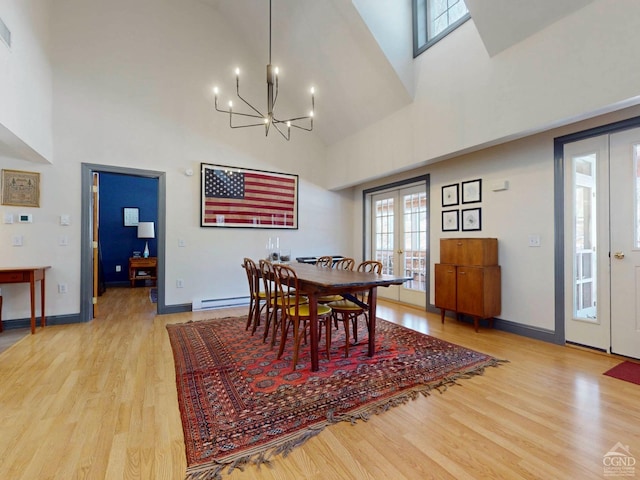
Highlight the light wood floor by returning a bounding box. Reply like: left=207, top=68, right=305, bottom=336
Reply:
left=0, top=287, right=638, bottom=479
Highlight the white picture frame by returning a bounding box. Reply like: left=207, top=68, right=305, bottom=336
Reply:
left=123, top=207, right=139, bottom=226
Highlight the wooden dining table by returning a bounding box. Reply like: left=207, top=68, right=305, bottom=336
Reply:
left=285, top=263, right=410, bottom=371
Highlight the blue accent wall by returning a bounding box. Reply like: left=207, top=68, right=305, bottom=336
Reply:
left=99, top=173, right=158, bottom=285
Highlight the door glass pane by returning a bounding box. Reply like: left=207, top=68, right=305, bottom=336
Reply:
left=403, top=191, right=427, bottom=291
left=374, top=198, right=394, bottom=275
left=573, top=154, right=597, bottom=321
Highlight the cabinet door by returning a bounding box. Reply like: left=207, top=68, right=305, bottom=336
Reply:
left=456, top=266, right=485, bottom=316
left=434, top=264, right=457, bottom=310
left=457, top=266, right=501, bottom=317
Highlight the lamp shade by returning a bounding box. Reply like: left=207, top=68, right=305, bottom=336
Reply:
left=137, top=222, right=155, bottom=239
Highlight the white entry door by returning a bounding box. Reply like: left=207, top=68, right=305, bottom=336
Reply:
left=370, top=183, right=427, bottom=307
left=609, top=127, right=640, bottom=359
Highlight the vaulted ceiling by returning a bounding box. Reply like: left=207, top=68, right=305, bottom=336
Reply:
left=199, top=0, right=596, bottom=146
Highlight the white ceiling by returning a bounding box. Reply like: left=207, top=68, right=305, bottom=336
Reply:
left=198, top=0, right=596, bottom=146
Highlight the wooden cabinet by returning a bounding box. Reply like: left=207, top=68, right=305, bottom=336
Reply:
left=435, top=238, right=501, bottom=331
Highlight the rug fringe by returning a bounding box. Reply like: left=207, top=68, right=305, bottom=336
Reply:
left=183, top=357, right=507, bottom=480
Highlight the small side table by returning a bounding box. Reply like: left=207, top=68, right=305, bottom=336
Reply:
left=129, top=257, right=157, bottom=287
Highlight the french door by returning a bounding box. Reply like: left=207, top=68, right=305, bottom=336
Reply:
left=370, top=183, right=428, bottom=307
left=564, top=126, right=640, bottom=359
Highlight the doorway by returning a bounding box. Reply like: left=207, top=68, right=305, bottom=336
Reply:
left=364, top=176, right=429, bottom=308
left=80, top=164, right=166, bottom=322
left=561, top=123, right=640, bottom=359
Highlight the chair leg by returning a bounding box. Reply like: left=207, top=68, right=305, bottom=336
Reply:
left=342, top=313, right=351, bottom=358
left=245, top=295, right=256, bottom=331
left=262, top=300, right=271, bottom=343
left=277, top=316, right=291, bottom=360
left=0, top=295, right=3, bottom=333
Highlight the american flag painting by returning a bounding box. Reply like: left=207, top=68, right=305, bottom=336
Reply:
left=201, top=163, right=298, bottom=228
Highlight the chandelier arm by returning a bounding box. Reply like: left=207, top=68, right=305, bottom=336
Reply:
left=236, top=91, right=265, bottom=118
left=230, top=123, right=271, bottom=129
left=272, top=121, right=291, bottom=140
left=274, top=115, right=311, bottom=123
left=289, top=123, right=313, bottom=132
left=214, top=98, right=264, bottom=119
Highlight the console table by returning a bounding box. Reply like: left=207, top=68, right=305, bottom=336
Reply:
left=0, top=266, right=51, bottom=334
left=129, top=257, right=157, bottom=287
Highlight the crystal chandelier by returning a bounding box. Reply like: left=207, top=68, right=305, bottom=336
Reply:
left=213, top=0, right=315, bottom=141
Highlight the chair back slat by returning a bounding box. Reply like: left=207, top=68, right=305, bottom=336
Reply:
left=315, top=256, right=333, bottom=268
left=358, top=260, right=383, bottom=274
left=334, top=257, right=355, bottom=271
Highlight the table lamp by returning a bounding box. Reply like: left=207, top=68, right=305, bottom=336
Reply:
left=137, top=221, right=155, bottom=258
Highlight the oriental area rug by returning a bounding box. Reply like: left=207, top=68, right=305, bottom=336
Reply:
left=166, top=316, right=505, bottom=479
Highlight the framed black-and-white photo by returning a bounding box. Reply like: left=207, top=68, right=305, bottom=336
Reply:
left=462, top=179, right=482, bottom=204
left=442, top=210, right=459, bottom=232
left=461, top=207, right=481, bottom=231
left=442, top=183, right=459, bottom=207
left=123, top=207, right=139, bottom=226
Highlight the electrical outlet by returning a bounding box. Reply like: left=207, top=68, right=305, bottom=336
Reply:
left=115, top=265, right=121, bottom=272
left=12, top=235, right=23, bottom=246
left=58, top=283, right=68, bottom=294
left=59, top=235, right=69, bottom=246
left=176, top=279, right=184, bottom=288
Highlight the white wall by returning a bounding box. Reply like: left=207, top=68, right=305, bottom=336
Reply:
left=0, top=0, right=53, bottom=162
left=355, top=104, right=640, bottom=332
left=0, top=0, right=355, bottom=320
left=328, top=0, right=640, bottom=190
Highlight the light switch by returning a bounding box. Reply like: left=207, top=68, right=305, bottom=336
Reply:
left=60, top=214, right=71, bottom=226
left=528, top=235, right=541, bottom=247
left=3, top=213, right=13, bottom=224
left=59, top=235, right=69, bottom=246
left=12, top=235, right=23, bottom=246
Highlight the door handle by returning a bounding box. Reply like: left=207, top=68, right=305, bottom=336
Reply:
left=614, top=251, right=625, bottom=259
left=397, top=249, right=404, bottom=254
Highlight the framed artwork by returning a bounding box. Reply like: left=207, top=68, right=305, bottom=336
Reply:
left=442, top=183, right=459, bottom=207
left=462, top=179, right=482, bottom=204
left=442, top=210, right=459, bottom=232
left=461, top=207, right=482, bottom=231
left=123, top=207, right=139, bottom=226
left=201, top=163, right=298, bottom=229
left=1, top=169, right=40, bottom=207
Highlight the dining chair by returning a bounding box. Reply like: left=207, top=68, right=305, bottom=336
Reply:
left=315, top=256, right=333, bottom=268
left=260, top=259, right=305, bottom=348
left=274, top=264, right=333, bottom=370
left=317, top=257, right=355, bottom=305
left=327, top=260, right=383, bottom=357
left=242, top=257, right=260, bottom=332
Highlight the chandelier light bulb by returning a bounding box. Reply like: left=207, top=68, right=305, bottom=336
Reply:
left=286, top=121, right=291, bottom=128
left=235, top=68, right=240, bottom=76
left=264, top=118, right=269, bottom=124
left=228, top=100, right=233, bottom=108
left=310, top=87, right=315, bottom=95
left=213, top=87, right=219, bottom=95
left=310, top=111, right=314, bottom=117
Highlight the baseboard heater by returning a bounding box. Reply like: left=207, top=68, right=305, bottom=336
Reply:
left=192, top=296, right=249, bottom=311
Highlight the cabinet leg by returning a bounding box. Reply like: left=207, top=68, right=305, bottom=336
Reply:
left=440, top=309, right=445, bottom=324
left=473, top=317, right=479, bottom=332
left=489, top=317, right=494, bottom=329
